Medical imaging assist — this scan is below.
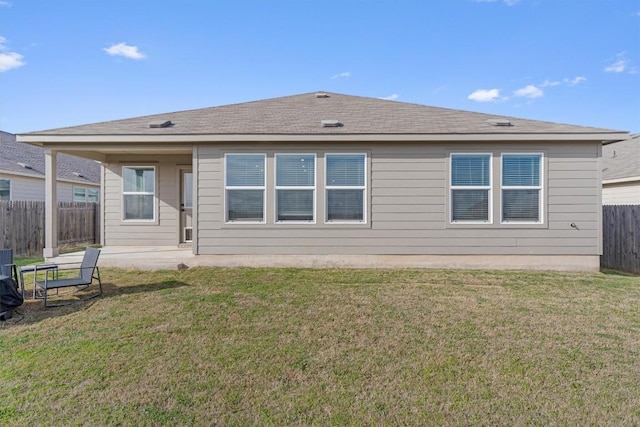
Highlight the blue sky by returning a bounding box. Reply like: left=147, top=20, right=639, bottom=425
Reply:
left=1, top=0, right=638, bottom=134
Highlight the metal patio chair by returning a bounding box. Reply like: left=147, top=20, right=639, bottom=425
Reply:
left=34, top=247, right=102, bottom=307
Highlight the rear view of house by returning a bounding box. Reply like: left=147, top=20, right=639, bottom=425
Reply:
left=18, top=92, right=628, bottom=271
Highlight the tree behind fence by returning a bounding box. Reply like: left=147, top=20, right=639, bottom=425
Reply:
left=602, top=205, right=640, bottom=274
left=0, top=201, right=98, bottom=257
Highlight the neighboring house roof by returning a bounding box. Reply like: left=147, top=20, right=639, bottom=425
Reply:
left=19, top=92, right=625, bottom=140
left=602, top=134, right=640, bottom=182
left=0, top=130, right=100, bottom=184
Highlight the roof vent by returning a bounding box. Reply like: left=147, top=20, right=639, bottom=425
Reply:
left=149, top=120, right=173, bottom=128
left=72, top=172, right=84, bottom=178
left=315, top=92, right=330, bottom=98
left=321, top=119, right=341, bottom=127
left=17, top=162, right=32, bottom=169
left=486, top=119, right=512, bottom=127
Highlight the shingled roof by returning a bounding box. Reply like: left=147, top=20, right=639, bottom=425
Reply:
left=0, top=131, right=100, bottom=184
left=602, top=134, right=640, bottom=181
left=21, top=91, right=623, bottom=137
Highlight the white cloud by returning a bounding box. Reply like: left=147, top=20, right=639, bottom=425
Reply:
left=468, top=88, right=502, bottom=102
left=605, top=59, right=627, bottom=73
left=541, top=76, right=586, bottom=87
left=103, top=42, right=146, bottom=60
left=0, top=36, right=25, bottom=72
left=514, top=85, right=543, bottom=98
left=567, top=76, right=586, bottom=85
left=604, top=52, right=636, bottom=74
left=332, top=71, right=351, bottom=79
left=380, top=93, right=399, bottom=101
left=540, top=80, right=561, bottom=87
left=0, top=1, right=11, bottom=6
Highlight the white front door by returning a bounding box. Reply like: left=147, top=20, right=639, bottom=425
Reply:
left=180, top=169, right=193, bottom=243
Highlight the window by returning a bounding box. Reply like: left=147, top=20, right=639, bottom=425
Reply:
left=326, top=154, right=366, bottom=222
left=73, top=187, right=86, bottom=202
left=0, top=179, right=10, bottom=201
left=450, top=154, right=491, bottom=223
left=502, top=154, right=542, bottom=223
left=87, top=188, right=99, bottom=202
left=122, top=166, right=155, bottom=221
left=225, top=154, right=266, bottom=222
left=275, top=154, right=315, bottom=222
left=74, top=187, right=100, bottom=202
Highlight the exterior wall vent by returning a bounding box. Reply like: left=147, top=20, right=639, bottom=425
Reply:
left=315, top=92, right=329, bottom=98
left=149, top=120, right=173, bottom=128
left=17, top=162, right=32, bottom=169
left=321, top=119, right=341, bottom=127
left=486, top=119, right=513, bottom=127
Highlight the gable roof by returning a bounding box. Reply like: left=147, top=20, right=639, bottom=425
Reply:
left=19, top=92, right=625, bottom=141
left=602, top=134, right=640, bottom=182
left=0, top=131, right=100, bottom=184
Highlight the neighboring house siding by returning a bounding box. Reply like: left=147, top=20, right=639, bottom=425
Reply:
left=103, top=154, right=190, bottom=246
left=195, top=141, right=600, bottom=256
left=603, top=181, right=640, bottom=205
left=0, top=173, right=96, bottom=202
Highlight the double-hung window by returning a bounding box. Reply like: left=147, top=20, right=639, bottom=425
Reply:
left=225, top=154, right=266, bottom=223
left=0, top=179, right=10, bottom=201
left=325, top=154, right=366, bottom=223
left=275, top=154, right=315, bottom=222
left=450, top=154, right=491, bottom=223
left=123, top=166, right=155, bottom=221
left=502, top=154, right=543, bottom=223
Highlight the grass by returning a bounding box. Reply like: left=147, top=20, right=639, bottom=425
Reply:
left=1, top=267, right=639, bottom=426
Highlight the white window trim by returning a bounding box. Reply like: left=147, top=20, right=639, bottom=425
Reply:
left=122, top=165, right=157, bottom=222
left=450, top=153, right=493, bottom=224
left=224, top=153, right=266, bottom=224
left=500, top=153, right=544, bottom=224
left=0, top=178, right=11, bottom=201
left=275, top=153, right=317, bottom=224
left=325, top=153, right=368, bottom=224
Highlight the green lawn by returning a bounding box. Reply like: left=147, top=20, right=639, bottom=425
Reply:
left=1, top=267, right=639, bottom=426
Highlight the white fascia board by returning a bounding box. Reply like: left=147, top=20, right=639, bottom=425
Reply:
left=0, top=169, right=43, bottom=179
left=17, top=132, right=629, bottom=144
left=603, top=176, right=640, bottom=185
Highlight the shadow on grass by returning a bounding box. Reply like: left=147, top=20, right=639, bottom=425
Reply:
left=0, top=280, right=189, bottom=327
left=601, top=268, right=640, bottom=277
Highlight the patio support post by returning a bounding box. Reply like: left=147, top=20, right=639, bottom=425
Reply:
left=43, top=147, right=59, bottom=258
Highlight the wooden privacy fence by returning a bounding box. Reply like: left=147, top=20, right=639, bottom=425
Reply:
left=0, top=201, right=99, bottom=257
left=601, top=205, right=640, bottom=274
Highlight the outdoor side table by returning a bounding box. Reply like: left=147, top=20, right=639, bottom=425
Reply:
left=19, top=264, right=59, bottom=299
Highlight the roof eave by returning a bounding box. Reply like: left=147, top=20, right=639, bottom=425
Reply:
left=18, top=132, right=629, bottom=144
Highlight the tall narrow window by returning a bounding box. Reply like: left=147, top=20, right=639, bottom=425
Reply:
left=502, top=154, right=542, bottom=223
left=326, top=154, right=366, bottom=222
left=276, top=154, right=315, bottom=222
left=450, top=154, right=491, bottom=223
left=225, top=154, right=266, bottom=222
left=0, top=179, right=10, bottom=201
left=122, top=166, right=155, bottom=221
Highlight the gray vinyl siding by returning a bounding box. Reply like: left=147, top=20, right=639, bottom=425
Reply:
left=0, top=173, right=92, bottom=202
left=103, top=154, right=191, bottom=246
left=195, top=141, right=601, bottom=256
left=602, top=182, right=640, bottom=205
